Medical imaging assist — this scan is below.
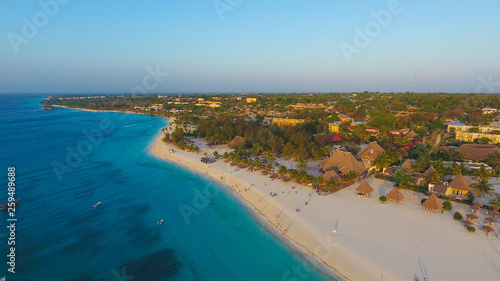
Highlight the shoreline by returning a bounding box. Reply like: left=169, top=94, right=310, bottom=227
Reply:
left=58, top=105, right=500, bottom=281
left=151, top=131, right=368, bottom=281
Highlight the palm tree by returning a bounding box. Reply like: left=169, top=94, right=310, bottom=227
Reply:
left=489, top=194, right=500, bottom=210
left=474, top=165, right=492, bottom=181
left=473, top=178, right=494, bottom=197
left=278, top=165, right=288, bottom=177
left=289, top=169, right=299, bottom=181
left=266, top=163, right=275, bottom=174
left=213, top=150, right=220, bottom=158
left=316, top=175, right=324, bottom=186
left=296, top=158, right=309, bottom=170
left=450, top=162, right=463, bottom=176
left=412, top=155, right=430, bottom=173
left=325, top=179, right=338, bottom=192
left=253, top=158, right=264, bottom=170
left=266, top=154, right=276, bottom=162
left=298, top=169, right=308, bottom=183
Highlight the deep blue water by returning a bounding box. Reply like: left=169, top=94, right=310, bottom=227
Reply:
left=0, top=95, right=333, bottom=281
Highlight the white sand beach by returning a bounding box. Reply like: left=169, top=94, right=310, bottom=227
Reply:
left=152, top=129, right=500, bottom=281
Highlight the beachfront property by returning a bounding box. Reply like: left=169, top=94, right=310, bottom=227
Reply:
left=453, top=144, right=500, bottom=161
left=357, top=141, right=385, bottom=168
left=246, top=98, right=257, bottom=103
left=428, top=174, right=472, bottom=198
left=272, top=118, right=306, bottom=126
left=319, top=149, right=366, bottom=178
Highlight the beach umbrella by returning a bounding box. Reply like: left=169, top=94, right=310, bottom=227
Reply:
left=485, top=217, right=497, bottom=223
left=488, top=210, right=500, bottom=217
left=482, top=225, right=494, bottom=232
left=282, top=176, right=290, bottom=182
left=462, top=220, right=474, bottom=226
left=474, top=202, right=483, bottom=207
left=466, top=214, right=479, bottom=220
left=470, top=205, right=481, bottom=213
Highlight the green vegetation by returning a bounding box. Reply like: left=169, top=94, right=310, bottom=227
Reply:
left=443, top=201, right=452, bottom=211
left=453, top=212, right=463, bottom=221
left=379, top=196, right=387, bottom=202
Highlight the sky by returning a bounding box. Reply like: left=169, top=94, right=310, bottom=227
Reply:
left=1, top=0, right=499, bottom=94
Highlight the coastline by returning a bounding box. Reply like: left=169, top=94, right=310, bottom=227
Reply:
left=151, top=131, right=367, bottom=281
left=55, top=105, right=500, bottom=281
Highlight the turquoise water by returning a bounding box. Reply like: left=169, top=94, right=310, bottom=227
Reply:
left=0, top=95, right=334, bottom=281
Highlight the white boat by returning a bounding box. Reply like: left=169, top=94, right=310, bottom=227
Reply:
left=93, top=201, right=101, bottom=208
left=157, top=219, right=164, bottom=225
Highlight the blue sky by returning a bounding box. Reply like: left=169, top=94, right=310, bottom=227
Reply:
left=1, top=0, right=499, bottom=94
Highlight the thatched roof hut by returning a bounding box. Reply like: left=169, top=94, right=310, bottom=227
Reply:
left=357, top=142, right=385, bottom=162
left=450, top=174, right=471, bottom=191
left=323, top=170, right=341, bottom=181
left=319, top=149, right=367, bottom=176
left=454, top=144, right=500, bottom=161
left=421, top=166, right=436, bottom=178
left=386, top=187, right=404, bottom=203
left=421, top=193, right=443, bottom=211
left=400, top=159, right=413, bottom=173
left=356, top=181, right=374, bottom=194
left=229, top=136, right=245, bottom=149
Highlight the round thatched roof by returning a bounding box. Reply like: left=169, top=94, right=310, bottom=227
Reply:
left=470, top=205, right=481, bottom=211
left=421, top=193, right=443, bottom=211
left=356, top=181, right=374, bottom=194
left=386, top=187, right=404, bottom=202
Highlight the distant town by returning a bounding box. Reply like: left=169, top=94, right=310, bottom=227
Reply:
left=44, top=92, right=500, bottom=209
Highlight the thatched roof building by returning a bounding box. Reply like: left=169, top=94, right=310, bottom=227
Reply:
left=386, top=187, right=404, bottom=203
left=356, top=181, right=374, bottom=194
left=357, top=142, right=385, bottom=162
left=450, top=174, right=471, bottom=192
left=421, top=193, right=443, bottom=211
left=421, top=166, right=436, bottom=178
left=319, top=149, right=366, bottom=176
left=324, top=170, right=341, bottom=181
left=229, top=136, right=245, bottom=149
left=400, top=159, right=413, bottom=173
left=454, top=144, right=500, bottom=161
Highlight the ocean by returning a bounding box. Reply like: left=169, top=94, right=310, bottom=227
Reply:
left=0, top=95, right=333, bottom=281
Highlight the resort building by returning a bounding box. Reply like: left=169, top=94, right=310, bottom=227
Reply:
left=357, top=142, right=385, bottom=167
left=328, top=121, right=342, bottom=133
left=272, top=118, right=306, bottom=126
left=246, top=98, right=257, bottom=103
left=454, top=132, right=500, bottom=144
left=454, top=144, right=500, bottom=161
left=449, top=174, right=471, bottom=197
left=229, top=136, right=245, bottom=149
left=319, top=149, right=367, bottom=177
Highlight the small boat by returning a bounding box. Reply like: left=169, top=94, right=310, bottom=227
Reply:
left=1, top=199, right=20, bottom=211
left=75, top=122, right=79, bottom=124
left=93, top=201, right=101, bottom=208
left=157, top=219, right=164, bottom=225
